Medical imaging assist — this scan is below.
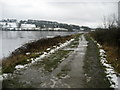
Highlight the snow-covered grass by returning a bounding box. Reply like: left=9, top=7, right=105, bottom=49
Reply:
left=97, top=43, right=119, bottom=88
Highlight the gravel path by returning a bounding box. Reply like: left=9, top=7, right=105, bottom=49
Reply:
left=40, top=35, right=88, bottom=88
left=3, top=34, right=111, bottom=88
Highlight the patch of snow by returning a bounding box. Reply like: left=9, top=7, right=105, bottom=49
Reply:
left=43, top=52, right=47, bottom=55
left=99, top=49, right=105, bottom=54
left=2, top=74, right=8, bottom=79
left=2, top=73, right=12, bottom=80
left=46, top=36, right=54, bottom=38
left=50, top=49, right=55, bottom=54
left=50, top=76, right=59, bottom=88
left=50, top=78, right=57, bottom=88
left=86, top=76, right=91, bottom=83
left=47, top=48, right=51, bottom=51
left=26, top=52, right=30, bottom=55
left=60, top=75, right=70, bottom=79
left=41, top=82, right=47, bottom=87
left=31, top=60, right=36, bottom=63
left=15, top=65, right=24, bottom=70
left=97, top=43, right=102, bottom=48
left=27, top=59, right=30, bottom=62
left=31, top=58, right=34, bottom=61
left=99, top=48, right=119, bottom=88
left=53, top=46, right=56, bottom=48
left=61, top=58, right=65, bottom=61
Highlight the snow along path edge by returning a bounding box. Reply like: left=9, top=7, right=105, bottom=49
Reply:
left=91, top=37, right=120, bottom=88
left=98, top=44, right=119, bottom=88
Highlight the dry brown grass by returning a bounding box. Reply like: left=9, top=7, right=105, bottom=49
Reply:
left=90, top=28, right=120, bottom=73
left=2, top=35, right=75, bottom=73
left=103, top=45, right=120, bottom=73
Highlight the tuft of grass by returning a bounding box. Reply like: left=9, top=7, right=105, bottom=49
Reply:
left=67, top=34, right=81, bottom=48
left=40, top=50, right=71, bottom=72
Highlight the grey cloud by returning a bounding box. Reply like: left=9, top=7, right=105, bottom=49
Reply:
left=0, top=0, right=119, bottom=28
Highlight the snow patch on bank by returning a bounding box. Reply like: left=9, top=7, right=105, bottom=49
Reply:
left=2, top=38, right=74, bottom=80
left=29, top=38, right=74, bottom=64
left=97, top=43, right=119, bottom=88
left=15, top=65, right=25, bottom=70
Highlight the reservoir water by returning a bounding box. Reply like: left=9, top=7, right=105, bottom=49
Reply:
left=0, top=31, right=76, bottom=59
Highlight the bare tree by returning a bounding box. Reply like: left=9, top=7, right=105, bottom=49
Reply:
left=107, top=14, right=118, bottom=29
left=103, top=16, right=107, bottom=29
left=103, top=14, right=118, bottom=29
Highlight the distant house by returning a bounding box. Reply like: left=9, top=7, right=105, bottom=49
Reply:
left=0, top=19, right=81, bottom=31
left=21, top=24, right=36, bottom=30
left=0, top=22, right=6, bottom=29
left=80, top=26, right=91, bottom=31
left=7, top=23, right=18, bottom=30
left=80, top=27, right=85, bottom=31
left=0, top=22, right=17, bottom=30
left=54, top=28, right=68, bottom=31
left=47, top=28, right=53, bottom=31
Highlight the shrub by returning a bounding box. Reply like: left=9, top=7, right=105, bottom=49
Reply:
left=90, top=28, right=120, bottom=73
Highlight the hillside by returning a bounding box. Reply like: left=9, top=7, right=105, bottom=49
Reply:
left=0, top=19, right=91, bottom=31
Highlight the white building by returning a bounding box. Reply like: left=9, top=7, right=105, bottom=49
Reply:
left=47, top=28, right=53, bottom=31
left=80, top=27, right=85, bottom=31
left=0, top=22, right=6, bottom=29
left=0, top=22, right=18, bottom=30
left=21, top=24, right=36, bottom=30
left=54, top=28, right=68, bottom=31
left=7, top=23, right=17, bottom=29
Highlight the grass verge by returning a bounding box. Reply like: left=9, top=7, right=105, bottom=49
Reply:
left=90, top=29, right=120, bottom=73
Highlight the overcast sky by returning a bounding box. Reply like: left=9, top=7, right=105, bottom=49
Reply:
left=0, top=0, right=119, bottom=28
